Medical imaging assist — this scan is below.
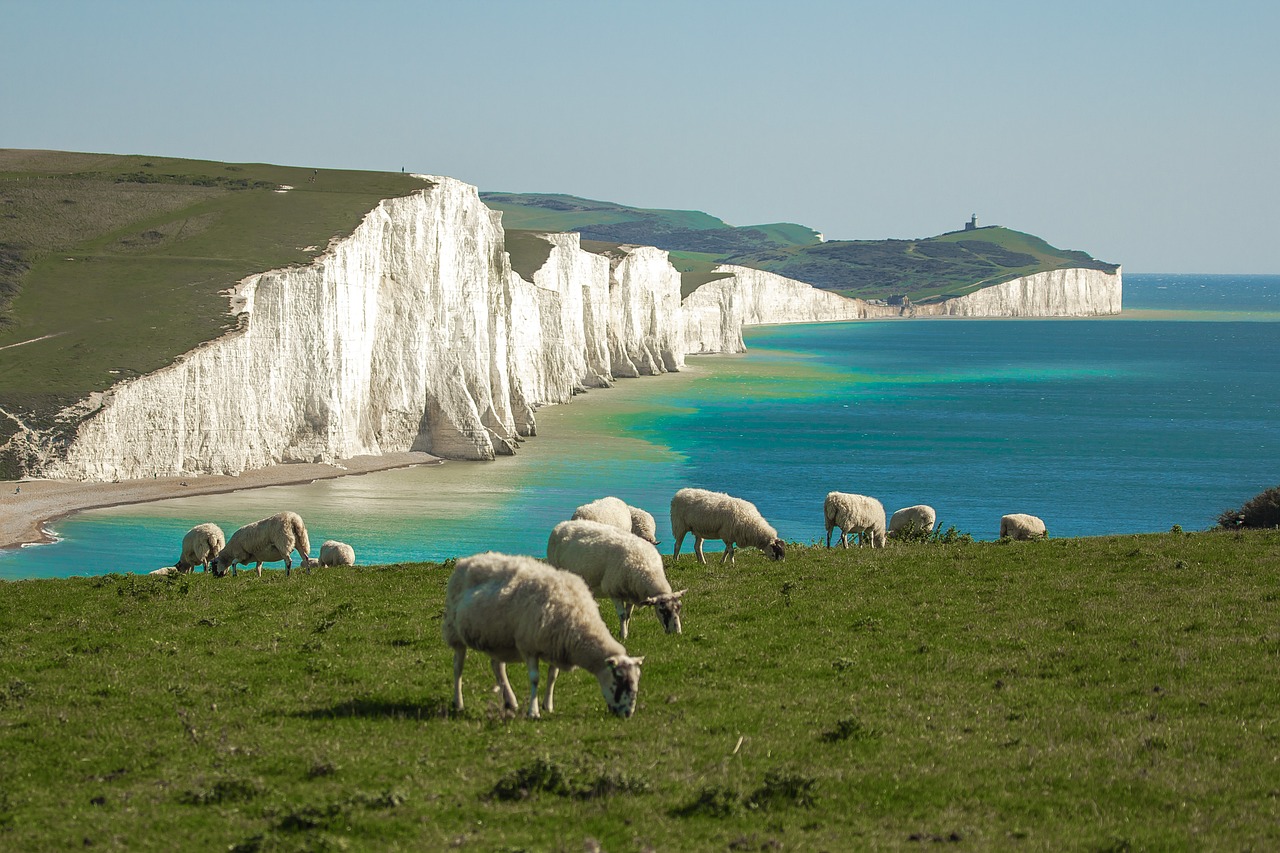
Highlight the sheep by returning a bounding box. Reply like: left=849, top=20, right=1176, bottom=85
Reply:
left=823, top=492, right=886, bottom=549
left=173, top=522, right=225, bottom=573
left=572, top=496, right=659, bottom=544
left=317, top=540, right=356, bottom=567
left=888, top=504, right=937, bottom=540
left=546, top=519, right=685, bottom=640
left=1000, top=513, right=1048, bottom=541
left=670, top=487, right=785, bottom=565
left=211, top=511, right=316, bottom=577
left=442, top=552, right=644, bottom=719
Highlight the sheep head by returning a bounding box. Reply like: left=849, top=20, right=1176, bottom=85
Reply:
left=642, top=590, right=686, bottom=635
left=766, top=538, right=786, bottom=561
left=598, top=655, right=644, bottom=718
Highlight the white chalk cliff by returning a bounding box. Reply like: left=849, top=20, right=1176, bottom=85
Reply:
left=25, top=177, right=1121, bottom=481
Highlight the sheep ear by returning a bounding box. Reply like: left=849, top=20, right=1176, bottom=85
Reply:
left=633, top=656, right=644, bottom=667
left=639, top=596, right=658, bottom=608
left=672, top=589, right=687, bottom=599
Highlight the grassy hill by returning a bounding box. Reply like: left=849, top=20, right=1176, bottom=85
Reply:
left=0, top=530, right=1275, bottom=850
left=0, top=150, right=424, bottom=475
left=481, top=191, right=1118, bottom=303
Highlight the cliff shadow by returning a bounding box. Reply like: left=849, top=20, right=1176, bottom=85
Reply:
left=292, top=696, right=455, bottom=721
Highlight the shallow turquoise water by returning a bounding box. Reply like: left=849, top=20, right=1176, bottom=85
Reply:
left=4, top=273, right=1278, bottom=579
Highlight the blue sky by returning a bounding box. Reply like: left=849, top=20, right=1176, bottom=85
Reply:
left=4, top=0, right=1277, bottom=272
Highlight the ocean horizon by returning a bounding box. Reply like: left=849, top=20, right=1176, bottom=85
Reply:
left=3, top=272, right=1278, bottom=580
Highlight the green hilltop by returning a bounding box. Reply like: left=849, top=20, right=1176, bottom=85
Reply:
left=481, top=191, right=1118, bottom=301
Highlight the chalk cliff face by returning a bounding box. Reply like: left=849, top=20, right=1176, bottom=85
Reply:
left=27, top=176, right=1121, bottom=482
left=916, top=267, right=1123, bottom=318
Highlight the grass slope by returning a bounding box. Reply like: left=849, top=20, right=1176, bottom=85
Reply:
left=1, top=531, right=1276, bottom=850
left=479, top=191, right=1117, bottom=305
left=0, top=150, right=424, bottom=472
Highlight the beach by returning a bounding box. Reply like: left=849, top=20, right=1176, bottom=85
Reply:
left=0, top=452, right=440, bottom=551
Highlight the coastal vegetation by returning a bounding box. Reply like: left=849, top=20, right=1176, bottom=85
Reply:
left=1217, top=484, right=1280, bottom=529
left=480, top=191, right=1119, bottom=302
left=1, top=530, right=1275, bottom=850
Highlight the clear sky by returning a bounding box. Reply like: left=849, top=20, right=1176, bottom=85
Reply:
left=4, top=0, right=1277, bottom=273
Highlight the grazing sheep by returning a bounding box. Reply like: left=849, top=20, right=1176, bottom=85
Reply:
left=670, top=487, right=785, bottom=565
left=628, top=505, right=660, bottom=545
left=442, top=552, right=644, bottom=719
left=174, top=522, right=226, bottom=573
left=1000, top=513, right=1048, bottom=541
left=572, top=496, right=659, bottom=544
left=212, top=511, right=315, bottom=578
left=318, top=540, right=356, bottom=567
left=546, top=519, right=686, bottom=640
left=824, top=492, right=887, bottom=549
left=888, top=504, right=937, bottom=540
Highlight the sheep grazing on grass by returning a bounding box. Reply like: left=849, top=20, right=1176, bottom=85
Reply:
left=318, top=540, right=356, bottom=567
left=212, top=511, right=315, bottom=578
left=888, top=504, right=937, bottom=540
left=824, top=492, right=887, bottom=549
left=572, top=496, right=659, bottom=544
left=1000, top=513, right=1048, bottom=541
left=442, top=552, right=644, bottom=719
left=546, top=519, right=686, bottom=640
left=670, top=487, right=785, bottom=566
left=174, top=522, right=226, bottom=573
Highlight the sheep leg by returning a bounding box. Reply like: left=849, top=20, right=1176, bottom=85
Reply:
left=545, top=665, right=559, bottom=714
left=452, top=647, right=467, bottom=712
left=284, top=555, right=292, bottom=577
left=614, top=599, right=632, bottom=640
left=825, top=525, right=833, bottom=548
left=254, top=561, right=264, bottom=577
left=720, top=541, right=735, bottom=566
left=694, top=536, right=707, bottom=566
left=672, top=531, right=686, bottom=563
left=490, top=658, right=519, bottom=712
left=524, top=657, right=541, bottom=719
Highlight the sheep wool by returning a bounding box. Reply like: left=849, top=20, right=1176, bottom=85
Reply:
left=670, top=487, right=785, bottom=565
left=213, top=511, right=315, bottom=577
left=1000, top=513, right=1048, bottom=540
left=888, top=504, right=938, bottom=539
left=174, top=522, right=226, bottom=573
left=318, top=540, right=356, bottom=567
left=442, top=552, right=644, bottom=719
left=823, top=492, right=887, bottom=548
left=546, top=519, right=685, bottom=640
left=572, top=496, right=658, bottom=544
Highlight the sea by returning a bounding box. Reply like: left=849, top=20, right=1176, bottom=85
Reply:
left=3, top=273, right=1278, bottom=580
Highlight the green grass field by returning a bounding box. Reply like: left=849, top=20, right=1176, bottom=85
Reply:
left=1, top=530, right=1275, bottom=851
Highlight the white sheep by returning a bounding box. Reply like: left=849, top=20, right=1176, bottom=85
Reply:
left=572, top=496, right=659, bottom=544
left=318, top=540, right=356, bottom=567
left=442, top=552, right=644, bottom=719
left=824, top=492, right=886, bottom=549
left=670, top=487, right=785, bottom=565
left=174, top=522, right=226, bottom=573
left=212, top=511, right=315, bottom=577
left=546, top=519, right=685, bottom=640
left=888, top=504, right=937, bottom=540
left=1000, top=513, right=1048, bottom=541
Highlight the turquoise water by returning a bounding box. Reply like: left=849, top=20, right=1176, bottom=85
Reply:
left=3, top=273, right=1278, bottom=579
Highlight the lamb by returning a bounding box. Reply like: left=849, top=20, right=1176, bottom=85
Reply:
left=317, top=540, right=356, bottom=567
left=888, top=504, right=937, bottom=540
left=173, top=522, right=225, bottom=573
left=211, top=511, right=316, bottom=577
left=571, top=496, right=659, bottom=544
left=824, top=492, right=887, bottom=548
left=546, top=519, right=685, bottom=640
left=442, top=552, right=644, bottom=719
left=670, top=487, right=785, bottom=565
left=1000, top=513, right=1048, bottom=541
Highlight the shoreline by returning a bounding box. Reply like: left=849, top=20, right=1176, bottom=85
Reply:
left=0, top=452, right=441, bottom=552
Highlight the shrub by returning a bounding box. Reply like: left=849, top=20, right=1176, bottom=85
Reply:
left=1218, top=486, right=1280, bottom=530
